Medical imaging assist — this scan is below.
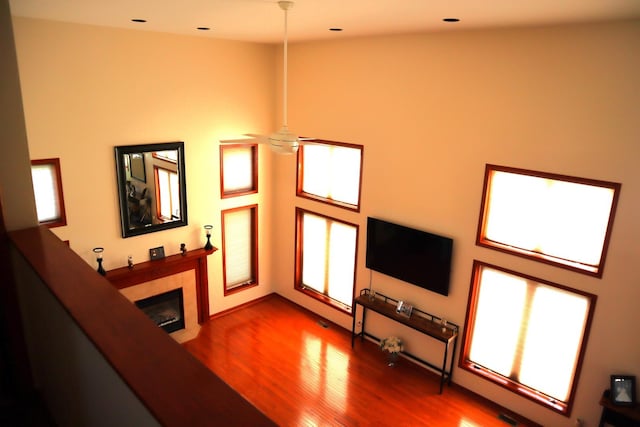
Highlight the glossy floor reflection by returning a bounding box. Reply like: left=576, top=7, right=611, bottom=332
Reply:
left=183, top=295, right=538, bottom=426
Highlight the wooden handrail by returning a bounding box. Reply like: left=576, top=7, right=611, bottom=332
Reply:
left=8, top=226, right=275, bottom=426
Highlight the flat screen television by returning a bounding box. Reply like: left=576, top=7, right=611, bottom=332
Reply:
left=365, top=217, right=453, bottom=296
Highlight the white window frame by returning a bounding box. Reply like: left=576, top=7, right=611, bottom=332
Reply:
left=477, top=164, right=621, bottom=277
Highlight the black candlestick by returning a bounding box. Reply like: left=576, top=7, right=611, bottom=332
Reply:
left=97, top=258, right=106, bottom=276
left=204, top=225, right=213, bottom=250
left=93, top=247, right=106, bottom=276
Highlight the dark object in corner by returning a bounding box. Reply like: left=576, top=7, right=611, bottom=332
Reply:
left=599, top=389, right=640, bottom=427
left=611, top=375, right=636, bottom=406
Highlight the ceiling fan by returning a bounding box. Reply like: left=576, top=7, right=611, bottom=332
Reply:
left=220, top=1, right=316, bottom=154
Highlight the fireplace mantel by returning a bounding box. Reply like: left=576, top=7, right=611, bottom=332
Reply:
left=106, top=248, right=216, bottom=323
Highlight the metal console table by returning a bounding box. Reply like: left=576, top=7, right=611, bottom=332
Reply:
left=351, top=289, right=459, bottom=393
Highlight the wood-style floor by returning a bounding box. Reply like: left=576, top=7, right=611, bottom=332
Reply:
left=183, top=294, right=537, bottom=427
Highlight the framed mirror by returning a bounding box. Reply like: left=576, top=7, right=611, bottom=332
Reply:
left=115, top=141, right=188, bottom=238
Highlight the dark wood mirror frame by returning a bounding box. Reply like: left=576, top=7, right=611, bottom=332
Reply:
left=115, top=141, right=188, bottom=238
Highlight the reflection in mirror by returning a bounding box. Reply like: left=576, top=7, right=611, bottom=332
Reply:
left=115, top=142, right=188, bottom=238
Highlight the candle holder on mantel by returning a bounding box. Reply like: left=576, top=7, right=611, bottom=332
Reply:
left=93, top=247, right=106, bottom=276
left=204, top=225, right=213, bottom=250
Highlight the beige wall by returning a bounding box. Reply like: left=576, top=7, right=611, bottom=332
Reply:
left=0, top=1, right=37, bottom=229
left=12, top=14, right=640, bottom=427
left=272, top=21, right=640, bottom=426
left=12, top=17, right=277, bottom=313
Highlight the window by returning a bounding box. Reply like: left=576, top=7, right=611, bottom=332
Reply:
left=460, top=261, right=596, bottom=415
left=154, top=166, right=180, bottom=221
left=222, top=205, right=258, bottom=295
left=297, top=141, right=363, bottom=211
left=220, top=144, right=258, bottom=198
left=152, top=150, right=178, bottom=163
left=477, top=164, right=621, bottom=277
left=31, top=158, right=67, bottom=228
left=294, top=208, right=358, bottom=313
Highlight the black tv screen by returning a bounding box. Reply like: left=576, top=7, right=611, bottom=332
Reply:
left=365, top=217, right=453, bottom=296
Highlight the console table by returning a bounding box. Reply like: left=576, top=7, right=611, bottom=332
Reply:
left=351, top=289, right=459, bottom=393
left=599, top=389, right=640, bottom=427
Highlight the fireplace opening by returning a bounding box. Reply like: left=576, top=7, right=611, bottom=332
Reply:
left=135, top=288, right=185, bottom=334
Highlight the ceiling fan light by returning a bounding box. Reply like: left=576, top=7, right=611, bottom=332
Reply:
left=268, top=127, right=299, bottom=154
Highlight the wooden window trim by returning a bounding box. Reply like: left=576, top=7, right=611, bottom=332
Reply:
left=220, top=144, right=258, bottom=198
left=296, top=140, right=363, bottom=212
left=294, top=207, right=358, bottom=315
left=221, top=204, right=258, bottom=296
left=152, top=151, right=177, bottom=163
left=31, top=158, right=67, bottom=228
left=459, top=260, right=597, bottom=416
left=476, top=164, right=621, bottom=278
left=153, top=165, right=179, bottom=222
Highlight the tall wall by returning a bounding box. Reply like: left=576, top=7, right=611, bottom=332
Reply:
left=11, top=17, right=277, bottom=314
left=11, top=11, right=640, bottom=426
left=2, top=2, right=158, bottom=424
left=272, top=20, right=640, bottom=426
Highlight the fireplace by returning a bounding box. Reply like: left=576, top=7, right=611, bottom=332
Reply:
left=107, top=248, right=216, bottom=343
left=135, top=288, right=185, bottom=334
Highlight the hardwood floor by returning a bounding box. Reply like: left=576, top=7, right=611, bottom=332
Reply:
left=183, top=294, right=538, bottom=427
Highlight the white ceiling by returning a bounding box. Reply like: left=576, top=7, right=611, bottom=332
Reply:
left=9, top=0, right=640, bottom=44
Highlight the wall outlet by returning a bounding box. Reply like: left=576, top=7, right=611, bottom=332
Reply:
left=574, top=418, right=583, bottom=427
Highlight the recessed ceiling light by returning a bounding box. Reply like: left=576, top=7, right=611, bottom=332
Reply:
left=197, top=27, right=210, bottom=31
left=131, top=19, right=147, bottom=23
left=443, top=18, right=460, bottom=23
left=329, top=28, right=343, bottom=32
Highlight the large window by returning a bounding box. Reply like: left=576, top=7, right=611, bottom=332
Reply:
left=222, top=205, right=258, bottom=295
left=31, top=158, right=67, bottom=228
left=460, top=261, right=596, bottom=416
left=294, top=208, right=358, bottom=313
left=297, top=141, right=363, bottom=211
left=477, top=164, right=621, bottom=277
left=220, top=144, right=258, bottom=198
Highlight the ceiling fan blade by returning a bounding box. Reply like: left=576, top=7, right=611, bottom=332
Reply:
left=219, top=134, right=267, bottom=144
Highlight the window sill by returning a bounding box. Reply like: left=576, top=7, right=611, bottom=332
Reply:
left=459, top=360, right=569, bottom=416
left=295, top=286, right=352, bottom=316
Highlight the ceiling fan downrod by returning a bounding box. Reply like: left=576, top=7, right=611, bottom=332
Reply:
left=268, top=1, right=299, bottom=154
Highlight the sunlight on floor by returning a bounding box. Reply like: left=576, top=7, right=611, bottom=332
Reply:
left=459, top=418, right=480, bottom=427
left=299, top=332, right=349, bottom=422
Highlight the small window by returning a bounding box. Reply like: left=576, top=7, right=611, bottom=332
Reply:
left=294, top=208, right=358, bottom=313
left=220, top=144, right=258, bottom=198
left=31, top=158, right=67, bottom=228
left=477, top=165, right=621, bottom=277
left=222, top=205, right=258, bottom=295
left=460, top=261, right=596, bottom=415
left=297, top=141, right=363, bottom=211
left=154, top=166, right=180, bottom=221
